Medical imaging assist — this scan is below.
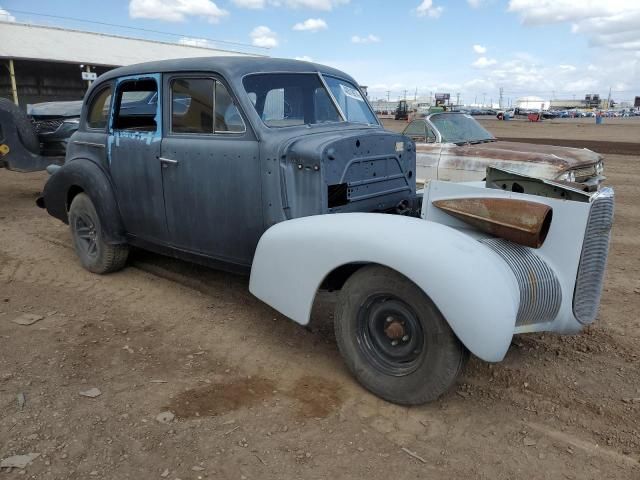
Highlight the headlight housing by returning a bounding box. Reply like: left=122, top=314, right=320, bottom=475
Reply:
left=557, top=170, right=576, bottom=183
left=595, top=160, right=604, bottom=175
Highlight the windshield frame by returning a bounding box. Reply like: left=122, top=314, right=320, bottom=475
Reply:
left=426, top=112, right=495, bottom=144
left=241, top=71, right=379, bottom=129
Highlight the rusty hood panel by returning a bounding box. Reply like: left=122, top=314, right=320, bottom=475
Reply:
left=441, top=141, right=601, bottom=170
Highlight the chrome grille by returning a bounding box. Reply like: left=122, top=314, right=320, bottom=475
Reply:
left=32, top=118, right=63, bottom=135
left=573, top=164, right=596, bottom=180
left=481, top=238, right=562, bottom=327
left=573, top=187, right=614, bottom=324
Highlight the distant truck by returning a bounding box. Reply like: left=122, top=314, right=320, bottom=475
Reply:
left=394, top=99, right=409, bottom=120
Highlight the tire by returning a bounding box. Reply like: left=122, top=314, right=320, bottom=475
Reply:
left=68, top=193, right=129, bottom=274
left=334, top=265, right=468, bottom=405
left=0, top=98, right=40, bottom=154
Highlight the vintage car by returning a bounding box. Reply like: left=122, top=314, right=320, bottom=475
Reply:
left=37, top=57, right=614, bottom=405
left=402, top=112, right=605, bottom=189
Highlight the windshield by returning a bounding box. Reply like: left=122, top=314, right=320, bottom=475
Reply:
left=430, top=113, right=495, bottom=144
left=242, top=73, right=377, bottom=127
left=323, top=76, right=378, bottom=125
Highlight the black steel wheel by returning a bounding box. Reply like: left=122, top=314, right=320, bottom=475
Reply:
left=68, top=193, right=129, bottom=274
left=356, top=294, right=426, bottom=376
left=335, top=265, right=468, bottom=405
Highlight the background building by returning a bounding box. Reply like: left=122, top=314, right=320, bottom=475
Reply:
left=0, top=21, right=257, bottom=108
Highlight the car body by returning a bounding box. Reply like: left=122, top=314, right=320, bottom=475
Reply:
left=37, top=57, right=614, bottom=405
left=402, top=113, right=605, bottom=189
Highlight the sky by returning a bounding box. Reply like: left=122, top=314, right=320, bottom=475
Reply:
left=1, top=0, right=639, bottom=105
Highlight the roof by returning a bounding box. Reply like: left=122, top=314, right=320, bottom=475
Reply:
left=0, top=21, right=257, bottom=67
left=96, top=56, right=354, bottom=85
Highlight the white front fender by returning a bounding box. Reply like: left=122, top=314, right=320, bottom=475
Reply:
left=249, top=213, right=520, bottom=362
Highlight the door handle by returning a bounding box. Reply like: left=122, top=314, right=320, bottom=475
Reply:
left=159, top=157, right=179, bottom=166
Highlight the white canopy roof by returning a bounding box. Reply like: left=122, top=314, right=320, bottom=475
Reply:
left=0, top=21, right=256, bottom=67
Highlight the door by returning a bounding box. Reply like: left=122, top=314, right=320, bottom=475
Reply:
left=160, top=75, right=262, bottom=266
left=108, top=74, right=168, bottom=243
left=404, top=119, right=440, bottom=184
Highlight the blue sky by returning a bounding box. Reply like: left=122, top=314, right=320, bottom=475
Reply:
left=2, top=0, right=639, bottom=105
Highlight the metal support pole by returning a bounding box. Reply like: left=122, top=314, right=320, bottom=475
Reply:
left=85, top=65, right=92, bottom=90
left=9, top=59, right=18, bottom=106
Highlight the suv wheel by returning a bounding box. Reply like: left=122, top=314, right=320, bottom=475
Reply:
left=68, top=193, right=129, bottom=274
left=334, top=265, right=468, bottom=405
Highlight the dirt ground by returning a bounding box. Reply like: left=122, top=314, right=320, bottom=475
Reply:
left=1, top=119, right=639, bottom=479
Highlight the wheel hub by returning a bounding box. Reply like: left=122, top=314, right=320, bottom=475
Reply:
left=356, top=296, right=426, bottom=377
left=384, top=317, right=406, bottom=340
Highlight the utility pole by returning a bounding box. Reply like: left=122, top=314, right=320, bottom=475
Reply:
left=403, top=89, right=408, bottom=101
left=498, top=87, right=503, bottom=109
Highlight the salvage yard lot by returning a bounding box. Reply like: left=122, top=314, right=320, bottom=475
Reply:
left=1, top=119, right=639, bottom=479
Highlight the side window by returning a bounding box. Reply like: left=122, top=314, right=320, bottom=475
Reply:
left=87, top=86, right=112, bottom=130
left=169, top=78, right=245, bottom=134
left=113, top=78, right=158, bottom=132
left=404, top=121, right=427, bottom=142
left=215, top=82, right=245, bottom=133
left=171, top=78, right=213, bottom=134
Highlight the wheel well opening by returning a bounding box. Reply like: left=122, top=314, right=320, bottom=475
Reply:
left=320, top=263, right=369, bottom=291
left=66, top=185, right=84, bottom=211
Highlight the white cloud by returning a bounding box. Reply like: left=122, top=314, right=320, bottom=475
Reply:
left=467, top=0, right=484, bottom=7
left=416, top=0, right=443, bottom=18
left=250, top=25, right=278, bottom=48
left=472, top=57, right=497, bottom=68
left=233, top=0, right=348, bottom=9
left=508, top=0, right=640, bottom=51
left=232, top=0, right=265, bottom=7
left=129, top=0, right=228, bottom=22
left=279, top=0, right=348, bottom=9
left=295, top=55, right=314, bottom=61
left=351, top=34, right=381, bottom=44
left=472, top=44, right=487, bottom=54
left=292, top=18, right=327, bottom=32
left=0, top=6, right=15, bottom=22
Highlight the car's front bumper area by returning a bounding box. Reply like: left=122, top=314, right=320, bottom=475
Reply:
left=32, top=117, right=79, bottom=157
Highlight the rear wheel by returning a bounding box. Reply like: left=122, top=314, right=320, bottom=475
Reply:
left=334, top=265, right=467, bottom=405
left=68, top=193, right=129, bottom=274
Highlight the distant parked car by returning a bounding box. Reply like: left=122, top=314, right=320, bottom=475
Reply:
left=402, top=112, right=606, bottom=189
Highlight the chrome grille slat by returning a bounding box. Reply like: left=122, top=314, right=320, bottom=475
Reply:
left=573, top=188, right=614, bottom=324
left=481, top=238, right=562, bottom=327
left=32, top=118, right=64, bottom=135
left=573, top=165, right=596, bottom=179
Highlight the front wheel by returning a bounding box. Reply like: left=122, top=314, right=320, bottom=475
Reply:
left=68, top=193, right=129, bottom=274
left=334, top=265, right=468, bottom=405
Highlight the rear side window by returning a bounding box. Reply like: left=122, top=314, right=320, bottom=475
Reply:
left=170, top=78, right=245, bottom=134
left=113, top=79, right=158, bottom=132
left=87, top=86, right=112, bottom=130
left=171, top=78, right=213, bottom=134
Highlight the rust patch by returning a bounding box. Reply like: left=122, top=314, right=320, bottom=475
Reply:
left=434, top=197, right=552, bottom=248
left=290, top=375, right=345, bottom=419
left=167, top=377, right=275, bottom=418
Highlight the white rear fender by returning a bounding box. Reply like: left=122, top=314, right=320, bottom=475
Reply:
left=249, top=213, right=520, bottom=362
